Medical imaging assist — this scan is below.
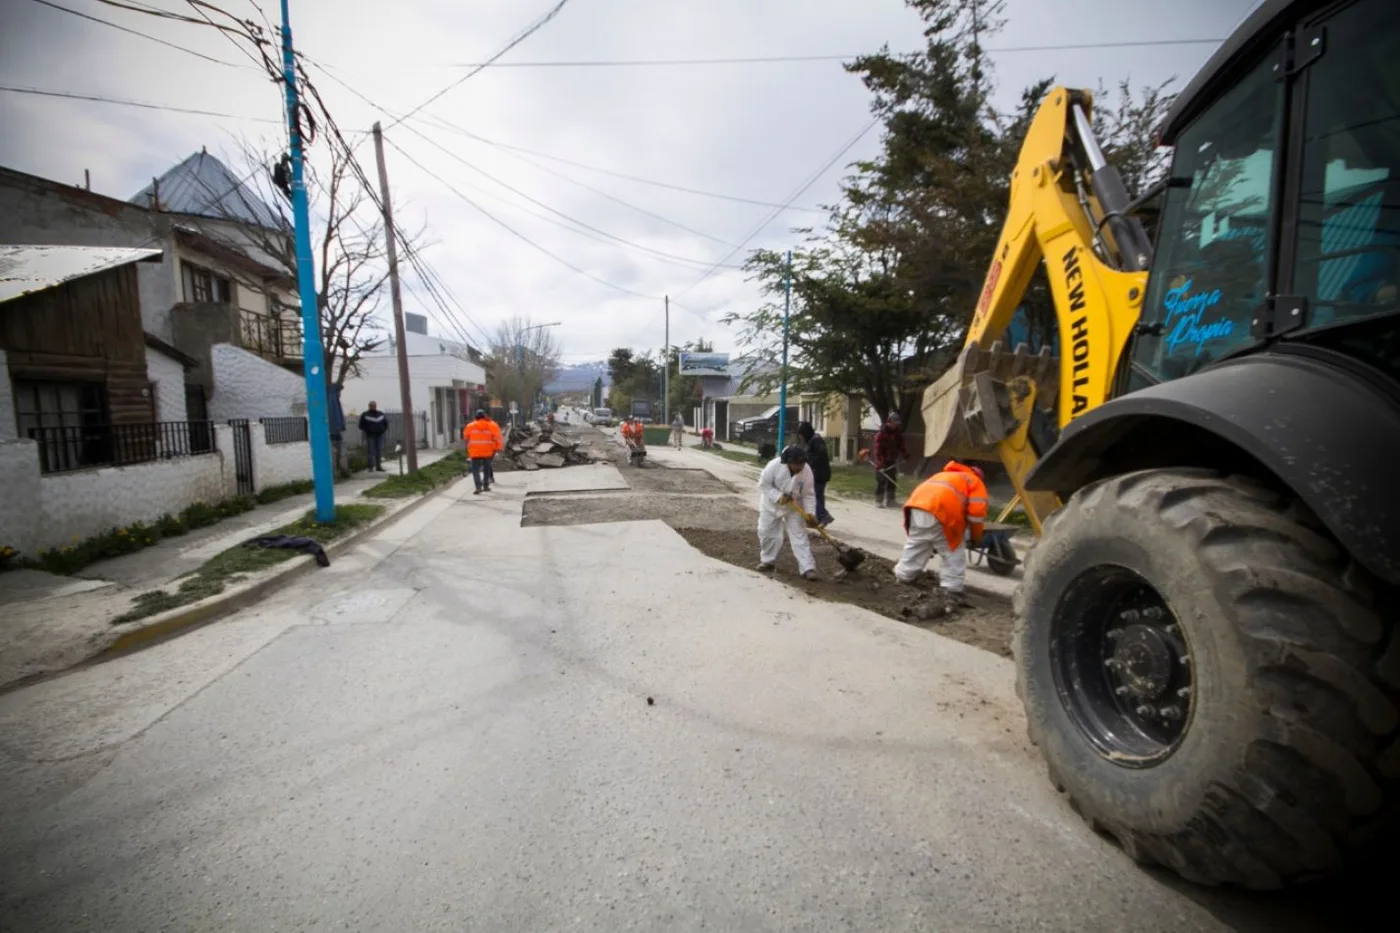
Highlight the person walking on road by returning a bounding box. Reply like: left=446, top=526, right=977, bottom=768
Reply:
left=358, top=401, right=389, bottom=473
left=463, top=410, right=504, bottom=495
left=796, top=421, right=834, bottom=527
left=670, top=413, right=685, bottom=449
left=892, top=460, right=989, bottom=603
left=756, top=444, right=819, bottom=580
left=873, top=413, right=907, bottom=508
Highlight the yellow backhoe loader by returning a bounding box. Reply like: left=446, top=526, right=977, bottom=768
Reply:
left=922, top=0, right=1400, bottom=887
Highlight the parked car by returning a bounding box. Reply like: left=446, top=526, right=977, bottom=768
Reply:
left=731, top=405, right=797, bottom=446
left=592, top=407, right=615, bottom=427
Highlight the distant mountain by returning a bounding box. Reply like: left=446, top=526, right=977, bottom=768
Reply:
left=545, top=361, right=610, bottom=394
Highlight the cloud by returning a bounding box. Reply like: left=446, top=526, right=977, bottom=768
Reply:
left=1, top=0, right=1255, bottom=361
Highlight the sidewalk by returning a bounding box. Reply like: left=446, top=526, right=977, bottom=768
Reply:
left=0, top=448, right=456, bottom=689
left=643, top=434, right=1028, bottom=599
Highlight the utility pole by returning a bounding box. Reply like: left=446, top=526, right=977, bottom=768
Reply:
left=777, top=250, right=792, bottom=448
left=279, top=0, right=335, bottom=522
left=662, top=295, right=670, bottom=425
left=371, top=122, right=418, bottom=472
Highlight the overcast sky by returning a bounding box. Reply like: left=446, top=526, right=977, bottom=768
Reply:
left=1, top=0, right=1263, bottom=364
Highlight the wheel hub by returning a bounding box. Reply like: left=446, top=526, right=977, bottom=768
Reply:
left=1112, top=625, right=1174, bottom=700
left=1050, top=572, right=1195, bottom=767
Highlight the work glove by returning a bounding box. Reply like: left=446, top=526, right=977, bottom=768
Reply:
left=777, top=493, right=793, bottom=506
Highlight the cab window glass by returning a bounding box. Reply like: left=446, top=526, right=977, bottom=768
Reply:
left=1135, top=57, right=1282, bottom=382
left=1290, top=0, right=1400, bottom=337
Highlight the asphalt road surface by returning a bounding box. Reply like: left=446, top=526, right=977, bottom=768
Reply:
left=0, top=463, right=1369, bottom=931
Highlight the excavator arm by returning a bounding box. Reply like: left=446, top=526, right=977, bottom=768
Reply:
left=921, top=87, right=1153, bottom=532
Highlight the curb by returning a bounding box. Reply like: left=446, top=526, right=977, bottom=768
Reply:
left=100, top=479, right=463, bottom=660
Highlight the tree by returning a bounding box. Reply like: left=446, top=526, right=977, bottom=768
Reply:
left=722, top=0, right=1174, bottom=417
left=486, top=316, right=562, bottom=415
left=220, top=139, right=422, bottom=392
left=605, top=347, right=659, bottom=414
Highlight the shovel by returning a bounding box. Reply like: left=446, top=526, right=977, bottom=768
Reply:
left=787, top=499, right=867, bottom=572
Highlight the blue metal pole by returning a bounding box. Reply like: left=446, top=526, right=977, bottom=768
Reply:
left=777, top=249, right=791, bottom=449
left=280, top=0, right=335, bottom=522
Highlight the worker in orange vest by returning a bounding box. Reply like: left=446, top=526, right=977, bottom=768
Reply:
left=892, top=460, right=989, bottom=600
left=462, top=410, right=504, bottom=495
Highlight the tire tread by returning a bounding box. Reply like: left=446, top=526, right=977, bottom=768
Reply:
left=1014, top=467, right=1397, bottom=887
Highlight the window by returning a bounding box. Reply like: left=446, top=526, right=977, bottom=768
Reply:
left=181, top=262, right=232, bottom=304
left=1134, top=55, right=1284, bottom=383
left=15, top=381, right=109, bottom=471
left=1288, top=0, right=1400, bottom=356
left=14, top=380, right=106, bottom=438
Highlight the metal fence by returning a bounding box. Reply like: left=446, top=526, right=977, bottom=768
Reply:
left=261, top=416, right=309, bottom=445
left=27, top=421, right=217, bottom=475
left=343, top=410, right=429, bottom=452
left=240, top=310, right=304, bottom=360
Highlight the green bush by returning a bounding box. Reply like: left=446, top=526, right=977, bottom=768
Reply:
left=12, top=495, right=260, bottom=577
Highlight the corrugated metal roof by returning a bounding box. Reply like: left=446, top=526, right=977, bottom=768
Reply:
left=129, top=150, right=288, bottom=232
left=0, top=245, right=163, bottom=304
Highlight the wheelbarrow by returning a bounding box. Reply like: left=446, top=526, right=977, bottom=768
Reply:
left=968, top=521, right=1020, bottom=576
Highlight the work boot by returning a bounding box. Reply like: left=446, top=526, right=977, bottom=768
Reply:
left=756, top=562, right=775, bottom=573
left=802, top=570, right=819, bottom=581
left=473, top=488, right=482, bottom=495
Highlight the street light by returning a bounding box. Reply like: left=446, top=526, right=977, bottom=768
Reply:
left=517, top=321, right=561, bottom=422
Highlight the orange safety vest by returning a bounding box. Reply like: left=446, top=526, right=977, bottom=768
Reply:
left=902, top=461, right=989, bottom=549
left=621, top=422, right=643, bottom=442
left=463, top=417, right=503, bottom=459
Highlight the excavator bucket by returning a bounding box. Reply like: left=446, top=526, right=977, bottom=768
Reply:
left=921, top=341, right=1060, bottom=461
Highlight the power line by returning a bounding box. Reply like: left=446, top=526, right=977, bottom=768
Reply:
left=676, top=118, right=880, bottom=299
left=384, top=0, right=573, bottom=132
left=395, top=123, right=745, bottom=271
left=385, top=136, right=663, bottom=301
left=442, top=39, right=1224, bottom=68
left=27, top=0, right=251, bottom=68
left=0, top=83, right=285, bottom=123
left=304, top=61, right=749, bottom=273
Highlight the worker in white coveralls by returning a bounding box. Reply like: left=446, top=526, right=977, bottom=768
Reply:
left=892, top=460, right=988, bottom=605
left=756, top=444, right=820, bottom=581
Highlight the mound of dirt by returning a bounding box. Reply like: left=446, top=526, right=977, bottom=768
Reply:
left=675, top=527, right=1013, bottom=658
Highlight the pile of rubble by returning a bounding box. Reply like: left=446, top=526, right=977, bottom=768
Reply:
left=499, top=422, right=599, bottom=471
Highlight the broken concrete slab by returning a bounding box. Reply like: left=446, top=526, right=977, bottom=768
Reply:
left=536, top=454, right=566, bottom=468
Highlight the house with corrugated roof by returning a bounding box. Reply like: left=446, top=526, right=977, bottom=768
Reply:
left=0, top=154, right=308, bottom=427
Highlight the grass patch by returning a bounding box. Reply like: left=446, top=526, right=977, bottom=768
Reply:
left=363, top=451, right=467, bottom=499
left=111, top=503, right=385, bottom=625
left=697, top=445, right=766, bottom=466
left=255, top=479, right=315, bottom=504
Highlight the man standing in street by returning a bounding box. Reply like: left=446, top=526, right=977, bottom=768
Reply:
left=756, top=444, right=819, bottom=581
left=892, top=460, right=989, bottom=604
left=670, top=412, right=686, bottom=449
left=358, top=401, right=389, bottom=473
left=463, top=410, right=504, bottom=495
left=873, top=412, right=907, bottom=508
left=796, top=421, right=834, bottom=527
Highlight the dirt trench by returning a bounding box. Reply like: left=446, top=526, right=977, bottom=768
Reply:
left=520, top=430, right=1015, bottom=657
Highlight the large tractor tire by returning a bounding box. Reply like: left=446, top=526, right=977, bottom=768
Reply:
left=1013, top=468, right=1399, bottom=888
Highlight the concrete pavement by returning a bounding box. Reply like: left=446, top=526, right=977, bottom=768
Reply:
left=0, top=448, right=457, bottom=689
left=0, top=456, right=1346, bottom=930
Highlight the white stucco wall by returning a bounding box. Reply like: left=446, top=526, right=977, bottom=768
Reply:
left=2, top=426, right=239, bottom=556
left=209, top=343, right=306, bottom=422
left=340, top=354, right=486, bottom=448
left=0, top=349, right=16, bottom=441
left=146, top=347, right=189, bottom=423
left=33, top=453, right=230, bottom=551
left=0, top=439, right=42, bottom=552
left=251, top=433, right=312, bottom=490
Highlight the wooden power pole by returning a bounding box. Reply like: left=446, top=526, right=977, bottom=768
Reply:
left=371, top=122, right=418, bottom=472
